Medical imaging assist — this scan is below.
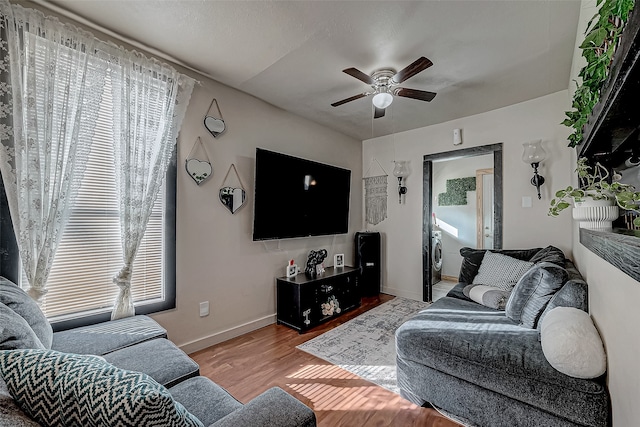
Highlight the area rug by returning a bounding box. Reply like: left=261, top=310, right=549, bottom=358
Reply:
left=296, top=296, right=477, bottom=427
left=296, top=296, right=430, bottom=394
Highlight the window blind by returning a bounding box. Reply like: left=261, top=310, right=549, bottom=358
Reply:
left=36, top=74, right=166, bottom=321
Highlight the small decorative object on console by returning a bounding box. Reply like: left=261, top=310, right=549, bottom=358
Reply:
left=305, top=249, right=328, bottom=278
left=334, top=253, right=344, bottom=268
left=286, top=259, right=299, bottom=278
left=321, top=295, right=341, bottom=316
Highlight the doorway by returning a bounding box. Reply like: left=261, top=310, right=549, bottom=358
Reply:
left=422, top=144, right=503, bottom=302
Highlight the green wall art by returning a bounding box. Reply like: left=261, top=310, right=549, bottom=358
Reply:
left=438, top=177, right=476, bottom=206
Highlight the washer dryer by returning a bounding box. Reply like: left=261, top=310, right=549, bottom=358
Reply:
left=431, top=230, right=443, bottom=284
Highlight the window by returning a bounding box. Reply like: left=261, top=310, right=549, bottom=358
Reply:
left=18, top=77, right=177, bottom=328
left=0, top=2, right=190, bottom=331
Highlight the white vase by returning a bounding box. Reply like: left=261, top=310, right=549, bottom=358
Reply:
left=572, top=197, right=619, bottom=230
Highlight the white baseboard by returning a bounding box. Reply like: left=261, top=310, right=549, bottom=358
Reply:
left=179, top=314, right=276, bottom=355
left=381, top=285, right=424, bottom=302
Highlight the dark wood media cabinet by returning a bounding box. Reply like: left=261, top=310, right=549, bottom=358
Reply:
left=276, top=266, right=360, bottom=332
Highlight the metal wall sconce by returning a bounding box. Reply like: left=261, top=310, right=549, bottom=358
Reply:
left=522, top=139, right=547, bottom=199
left=393, top=160, right=410, bottom=203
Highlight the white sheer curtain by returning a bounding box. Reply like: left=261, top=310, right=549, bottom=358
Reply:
left=0, top=1, right=106, bottom=302
left=108, top=53, right=194, bottom=320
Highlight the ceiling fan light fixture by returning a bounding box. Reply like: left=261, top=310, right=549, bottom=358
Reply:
left=372, top=92, right=393, bottom=109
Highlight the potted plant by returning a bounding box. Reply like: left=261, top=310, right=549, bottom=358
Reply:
left=548, top=158, right=640, bottom=229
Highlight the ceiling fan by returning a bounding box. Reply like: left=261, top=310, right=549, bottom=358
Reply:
left=331, top=56, right=437, bottom=119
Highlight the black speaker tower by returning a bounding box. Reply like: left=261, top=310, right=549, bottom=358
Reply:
left=355, top=232, right=381, bottom=297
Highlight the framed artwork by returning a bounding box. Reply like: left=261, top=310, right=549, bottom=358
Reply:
left=334, top=253, right=345, bottom=268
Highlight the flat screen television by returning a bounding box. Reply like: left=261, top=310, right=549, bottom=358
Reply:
left=252, top=148, right=351, bottom=241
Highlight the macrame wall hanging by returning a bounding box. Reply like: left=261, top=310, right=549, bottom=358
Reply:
left=185, top=136, right=213, bottom=185
left=363, top=158, right=388, bottom=225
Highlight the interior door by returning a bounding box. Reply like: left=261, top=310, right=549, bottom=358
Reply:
left=476, top=168, right=494, bottom=249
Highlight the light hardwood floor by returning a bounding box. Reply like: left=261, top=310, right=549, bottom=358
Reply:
left=190, top=294, right=462, bottom=427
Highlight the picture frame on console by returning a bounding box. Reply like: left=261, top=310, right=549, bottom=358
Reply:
left=334, top=253, right=344, bottom=268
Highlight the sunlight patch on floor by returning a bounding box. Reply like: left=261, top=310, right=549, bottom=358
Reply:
left=288, top=364, right=360, bottom=380
left=286, top=382, right=415, bottom=411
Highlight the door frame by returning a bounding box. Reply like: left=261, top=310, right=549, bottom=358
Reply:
left=422, top=143, right=503, bottom=302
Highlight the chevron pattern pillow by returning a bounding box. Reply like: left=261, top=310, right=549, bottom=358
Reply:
left=0, top=349, right=203, bottom=427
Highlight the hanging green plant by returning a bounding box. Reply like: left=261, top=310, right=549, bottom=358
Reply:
left=563, top=0, right=635, bottom=147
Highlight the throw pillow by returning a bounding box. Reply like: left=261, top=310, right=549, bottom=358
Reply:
left=458, top=247, right=541, bottom=283
left=0, top=349, right=204, bottom=427
left=505, top=262, right=568, bottom=329
left=463, top=284, right=510, bottom=310
left=0, top=277, right=53, bottom=349
left=528, top=245, right=566, bottom=266
left=540, top=307, right=606, bottom=379
left=471, top=251, right=534, bottom=291
left=0, top=303, right=45, bottom=350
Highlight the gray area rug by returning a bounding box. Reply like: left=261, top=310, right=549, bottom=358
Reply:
left=296, top=296, right=431, bottom=394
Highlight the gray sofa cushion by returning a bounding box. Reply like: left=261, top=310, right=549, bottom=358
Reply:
left=397, top=356, right=608, bottom=427
left=169, top=376, right=243, bottom=426
left=505, top=262, right=568, bottom=328
left=104, top=338, right=199, bottom=388
left=395, top=296, right=609, bottom=427
left=0, top=277, right=52, bottom=349
left=458, top=247, right=542, bottom=284
left=210, top=387, right=317, bottom=427
left=538, top=278, right=588, bottom=329
left=52, top=314, right=167, bottom=355
left=0, top=303, right=44, bottom=350
left=529, top=245, right=566, bottom=266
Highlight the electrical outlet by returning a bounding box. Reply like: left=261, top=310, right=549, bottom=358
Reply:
left=199, top=301, right=209, bottom=317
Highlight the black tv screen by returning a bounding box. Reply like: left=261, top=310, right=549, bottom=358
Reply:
left=252, top=148, right=351, bottom=241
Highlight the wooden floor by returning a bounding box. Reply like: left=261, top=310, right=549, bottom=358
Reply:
left=190, top=294, right=462, bottom=427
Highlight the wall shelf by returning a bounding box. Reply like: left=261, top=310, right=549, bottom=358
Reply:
left=576, top=9, right=640, bottom=278
left=579, top=228, right=640, bottom=281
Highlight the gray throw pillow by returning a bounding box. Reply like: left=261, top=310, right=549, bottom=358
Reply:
left=505, top=262, right=568, bottom=329
left=0, top=277, right=52, bottom=349
left=463, top=284, right=511, bottom=310
left=0, top=303, right=45, bottom=350
left=529, top=245, right=566, bottom=266
left=471, top=251, right=534, bottom=291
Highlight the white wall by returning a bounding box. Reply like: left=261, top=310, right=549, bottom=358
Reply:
left=568, top=2, right=640, bottom=425
left=362, top=91, right=574, bottom=300
left=152, top=77, right=363, bottom=354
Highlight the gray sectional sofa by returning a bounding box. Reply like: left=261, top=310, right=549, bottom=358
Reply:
left=0, top=277, right=316, bottom=427
left=396, top=247, right=610, bottom=427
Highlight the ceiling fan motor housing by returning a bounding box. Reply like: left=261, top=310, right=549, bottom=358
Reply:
left=371, top=68, right=397, bottom=95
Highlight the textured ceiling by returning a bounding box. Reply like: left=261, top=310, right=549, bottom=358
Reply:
left=42, top=0, right=581, bottom=141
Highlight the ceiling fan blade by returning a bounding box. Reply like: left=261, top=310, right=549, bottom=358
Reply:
left=331, top=93, right=369, bottom=107
left=343, top=67, right=375, bottom=85
left=392, top=57, right=433, bottom=84
left=374, top=107, right=385, bottom=119
left=394, top=87, right=437, bottom=102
